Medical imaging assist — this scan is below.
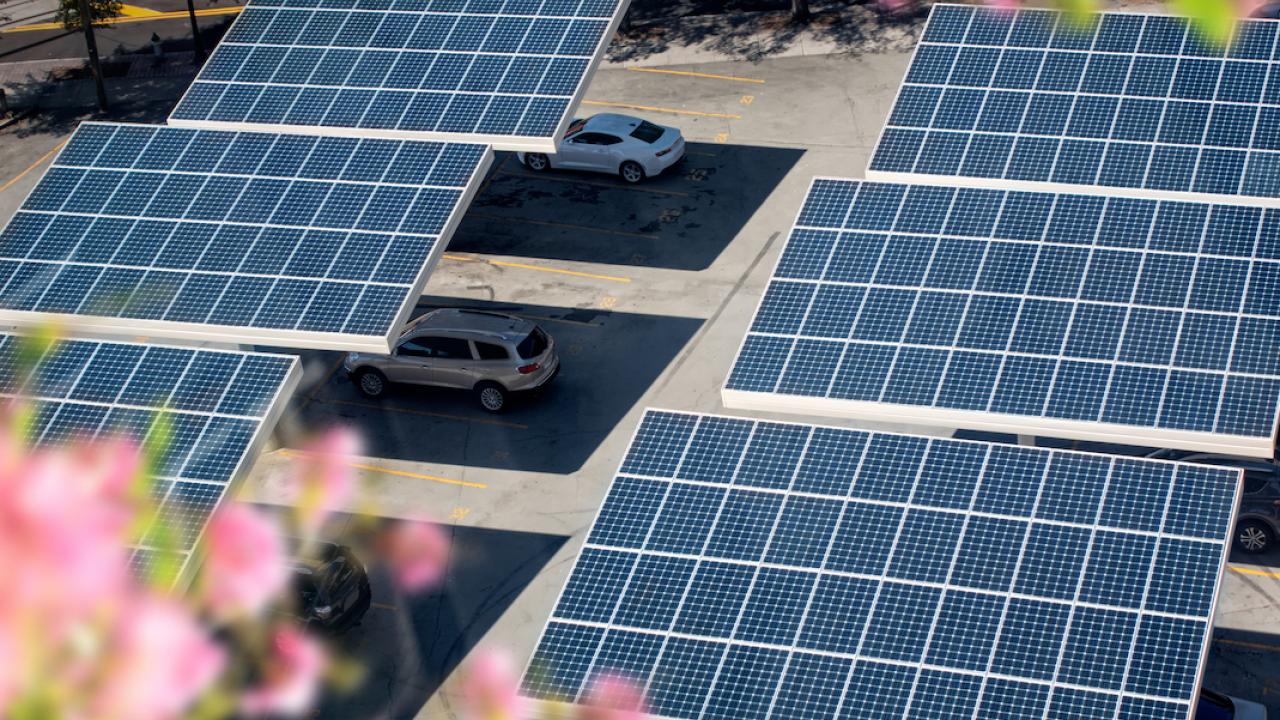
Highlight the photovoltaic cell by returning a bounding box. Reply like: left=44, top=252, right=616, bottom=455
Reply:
left=870, top=4, right=1280, bottom=201
left=519, top=409, right=1238, bottom=720
left=0, top=122, right=490, bottom=352
left=0, top=333, right=299, bottom=582
left=168, top=0, right=630, bottom=151
left=723, top=177, right=1280, bottom=457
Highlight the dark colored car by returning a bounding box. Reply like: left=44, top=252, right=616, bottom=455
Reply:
left=289, top=542, right=371, bottom=633
left=1147, top=449, right=1280, bottom=554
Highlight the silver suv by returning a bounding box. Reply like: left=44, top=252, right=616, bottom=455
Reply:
left=342, top=309, right=559, bottom=412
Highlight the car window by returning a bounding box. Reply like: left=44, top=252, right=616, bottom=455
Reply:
left=475, top=342, right=509, bottom=361
left=517, top=327, right=549, bottom=359
left=572, top=132, right=610, bottom=145
left=1244, top=476, right=1272, bottom=494
left=630, top=120, right=665, bottom=143
left=597, top=133, right=622, bottom=145
left=401, top=336, right=472, bottom=359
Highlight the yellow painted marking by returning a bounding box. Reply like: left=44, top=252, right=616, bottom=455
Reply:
left=118, top=4, right=164, bottom=17
left=600, top=295, right=618, bottom=309
left=1230, top=565, right=1280, bottom=579
left=517, top=313, right=601, bottom=328
left=685, top=150, right=719, bottom=157
left=582, top=100, right=741, bottom=120
left=9, top=5, right=242, bottom=31
left=496, top=168, right=692, bottom=197
left=319, top=397, right=529, bottom=429
left=466, top=211, right=657, bottom=242
left=448, top=506, right=471, bottom=521
left=443, top=252, right=631, bottom=283
left=714, top=132, right=730, bottom=144
left=625, top=66, right=765, bottom=84
left=740, top=95, right=755, bottom=105
left=1216, top=637, right=1280, bottom=653
left=279, top=448, right=488, bottom=489
left=0, top=140, right=67, bottom=194
left=371, top=602, right=397, bottom=611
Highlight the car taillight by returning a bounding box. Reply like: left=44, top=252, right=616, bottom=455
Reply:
left=656, top=147, right=673, bottom=157
left=518, top=363, right=540, bottom=374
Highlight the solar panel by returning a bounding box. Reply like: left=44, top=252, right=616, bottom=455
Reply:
left=723, top=177, right=1280, bottom=458
left=869, top=5, right=1280, bottom=202
left=167, top=0, right=630, bottom=152
left=2, top=333, right=301, bottom=585
left=520, top=409, right=1238, bottom=720
left=0, top=122, right=491, bottom=353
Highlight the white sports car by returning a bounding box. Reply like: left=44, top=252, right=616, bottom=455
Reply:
left=517, top=113, right=686, bottom=183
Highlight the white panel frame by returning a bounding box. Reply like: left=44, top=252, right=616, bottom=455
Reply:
left=166, top=0, right=632, bottom=153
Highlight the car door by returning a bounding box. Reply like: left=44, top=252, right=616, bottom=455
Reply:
left=395, top=336, right=476, bottom=388
left=556, top=132, right=610, bottom=169
left=582, top=133, right=624, bottom=173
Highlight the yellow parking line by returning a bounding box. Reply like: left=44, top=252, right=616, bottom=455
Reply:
left=1216, top=637, right=1280, bottom=653
left=118, top=4, right=164, bottom=17
left=496, top=168, right=692, bottom=198
left=443, top=253, right=632, bottom=283
left=371, top=602, right=398, bottom=611
left=582, top=100, right=741, bottom=120
left=8, top=5, right=241, bottom=31
left=519, top=313, right=602, bottom=328
left=465, top=212, right=657, bottom=242
left=0, top=140, right=67, bottom=194
left=279, top=449, right=488, bottom=490
left=626, top=66, right=765, bottom=84
left=319, top=397, right=529, bottom=429
left=1230, top=565, right=1280, bottom=579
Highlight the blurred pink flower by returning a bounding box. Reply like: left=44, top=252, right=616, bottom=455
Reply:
left=380, top=521, right=450, bottom=592
left=580, top=674, right=647, bottom=720
left=241, top=625, right=327, bottom=718
left=458, top=649, right=524, bottom=720
left=200, top=504, right=289, bottom=619
left=289, top=426, right=360, bottom=536
left=92, top=594, right=226, bottom=720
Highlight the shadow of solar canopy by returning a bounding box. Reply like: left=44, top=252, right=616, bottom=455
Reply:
left=723, top=178, right=1280, bottom=457
left=0, top=122, right=491, bottom=353
left=0, top=333, right=301, bottom=587
left=520, top=409, right=1239, bottom=720
left=167, top=0, right=631, bottom=152
left=869, top=4, right=1280, bottom=203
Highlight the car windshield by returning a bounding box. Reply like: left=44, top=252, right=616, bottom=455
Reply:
left=630, top=121, right=665, bottom=143
left=517, top=327, right=549, bottom=359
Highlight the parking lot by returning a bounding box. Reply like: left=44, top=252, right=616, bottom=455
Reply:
left=3, top=14, right=1280, bottom=716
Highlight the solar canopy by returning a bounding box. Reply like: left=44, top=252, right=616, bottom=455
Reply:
left=1, top=333, right=301, bottom=585
left=722, top=178, right=1280, bottom=457
left=521, top=409, right=1238, bottom=720
left=0, top=122, right=491, bottom=353
left=168, top=0, right=630, bottom=152
left=870, top=5, right=1280, bottom=202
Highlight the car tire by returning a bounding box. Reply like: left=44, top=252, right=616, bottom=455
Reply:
left=1235, top=519, right=1274, bottom=554
left=475, top=381, right=508, bottom=413
left=525, top=153, right=550, bottom=171
left=619, top=160, right=645, bottom=184
left=354, top=368, right=387, bottom=398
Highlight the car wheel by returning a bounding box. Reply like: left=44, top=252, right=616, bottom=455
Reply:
left=354, top=369, right=387, bottom=398
left=1235, top=519, right=1274, bottom=553
left=619, top=161, right=645, bottom=184
left=475, top=382, right=508, bottom=413
left=525, top=153, right=550, bottom=171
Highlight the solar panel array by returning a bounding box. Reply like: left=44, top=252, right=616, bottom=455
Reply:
left=870, top=5, right=1280, bottom=201
left=169, top=0, right=629, bottom=150
left=0, top=334, right=300, bottom=582
left=520, top=410, right=1237, bottom=720
left=0, top=122, right=490, bottom=352
left=723, top=178, right=1280, bottom=456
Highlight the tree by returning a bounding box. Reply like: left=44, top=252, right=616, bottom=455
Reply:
left=56, top=0, right=121, bottom=112
left=791, top=0, right=810, bottom=21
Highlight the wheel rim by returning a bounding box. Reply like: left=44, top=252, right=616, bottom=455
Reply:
left=360, top=373, right=383, bottom=396
left=529, top=155, right=547, bottom=169
left=1240, top=525, right=1268, bottom=551
left=622, top=164, right=642, bottom=182
left=480, top=387, right=504, bottom=410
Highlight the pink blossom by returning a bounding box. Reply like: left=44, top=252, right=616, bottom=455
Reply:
left=458, top=649, right=524, bottom=720
left=92, top=594, right=226, bottom=720
left=580, top=674, right=647, bottom=720
left=288, top=427, right=360, bottom=536
left=240, top=625, right=327, bottom=717
left=379, top=521, right=450, bottom=592
left=199, top=504, right=289, bottom=619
